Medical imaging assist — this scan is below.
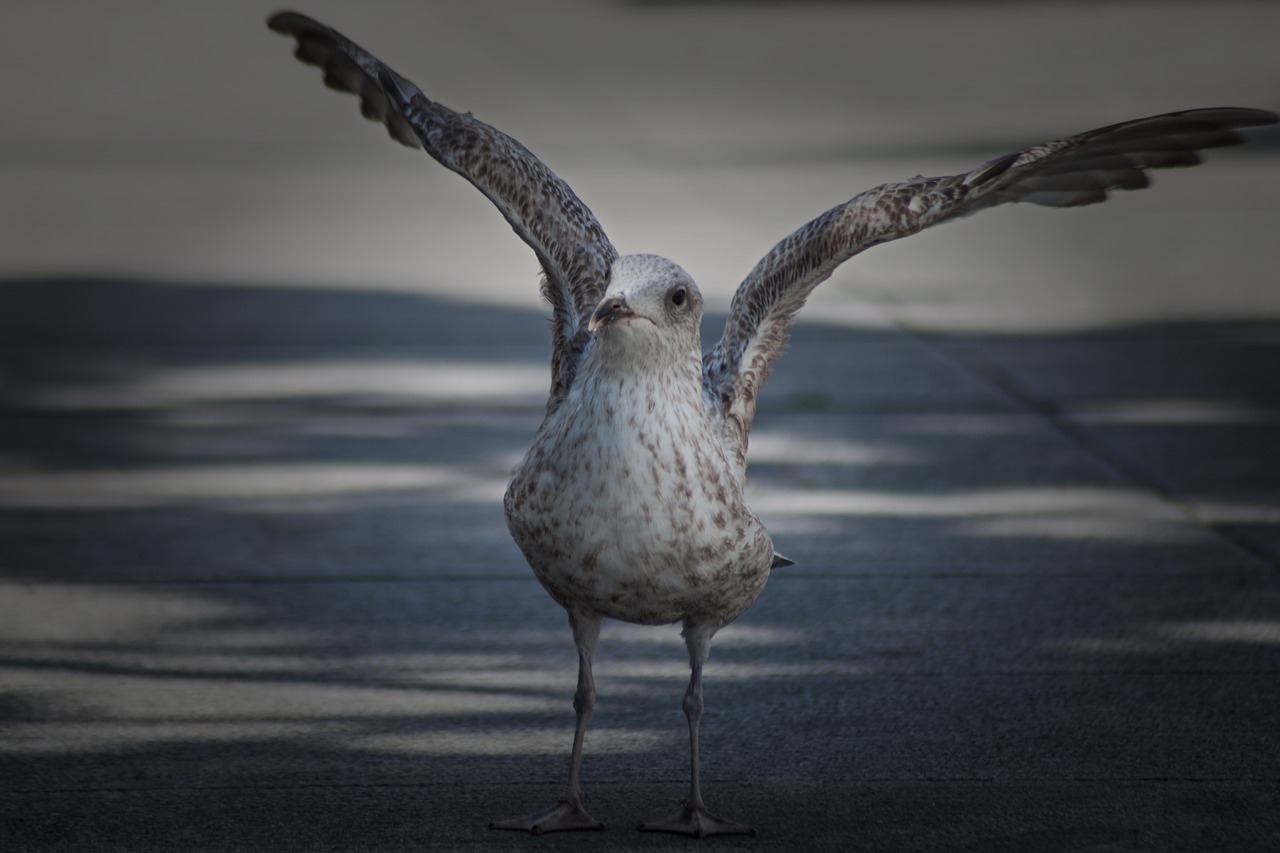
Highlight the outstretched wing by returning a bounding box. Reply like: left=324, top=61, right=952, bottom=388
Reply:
left=703, top=107, right=1277, bottom=470
left=268, top=12, right=618, bottom=412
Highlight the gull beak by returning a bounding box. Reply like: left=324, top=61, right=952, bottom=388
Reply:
left=588, top=294, right=634, bottom=331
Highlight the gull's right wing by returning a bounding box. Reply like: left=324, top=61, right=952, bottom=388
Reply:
left=268, top=11, right=619, bottom=412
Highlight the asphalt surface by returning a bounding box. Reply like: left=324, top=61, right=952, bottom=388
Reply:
left=2, top=2, right=1278, bottom=851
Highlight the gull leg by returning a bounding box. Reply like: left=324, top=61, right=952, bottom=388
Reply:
left=638, top=621, right=755, bottom=837
left=490, top=609, right=605, bottom=833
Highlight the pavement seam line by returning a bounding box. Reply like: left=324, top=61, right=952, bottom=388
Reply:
left=890, top=322, right=1280, bottom=576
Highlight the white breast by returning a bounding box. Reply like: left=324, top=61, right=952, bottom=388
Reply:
left=504, top=367, right=773, bottom=626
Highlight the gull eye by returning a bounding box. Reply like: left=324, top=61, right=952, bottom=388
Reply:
left=669, top=286, right=687, bottom=308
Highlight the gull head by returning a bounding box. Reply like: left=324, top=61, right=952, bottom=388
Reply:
left=588, top=255, right=703, bottom=358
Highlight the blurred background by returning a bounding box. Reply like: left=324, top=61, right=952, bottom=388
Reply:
left=2, top=0, right=1277, bottom=331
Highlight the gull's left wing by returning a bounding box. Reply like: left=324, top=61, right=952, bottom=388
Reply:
left=703, top=107, right=1277, bottom=471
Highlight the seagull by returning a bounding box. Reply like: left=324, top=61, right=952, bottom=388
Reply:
left=268, top=10, right=1277, bottom=837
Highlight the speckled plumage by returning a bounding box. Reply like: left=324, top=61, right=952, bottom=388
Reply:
left=505, top=255, right=774, bottom=628
left=269, top=11, right=1276, bottom=837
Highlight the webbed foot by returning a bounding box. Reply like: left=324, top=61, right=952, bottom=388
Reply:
left=490, top=798, right=604, bottom=834
left=638, top=801, right=755, bottom=838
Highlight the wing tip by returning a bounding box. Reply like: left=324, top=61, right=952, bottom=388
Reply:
left=266, top=10, right=313, bottom=36
left=267, top=10, right=425, bottom=151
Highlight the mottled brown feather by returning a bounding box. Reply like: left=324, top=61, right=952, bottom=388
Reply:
left=704, top=107, right=1277, bottom=469
left=268, top=11, right=618, bottom=414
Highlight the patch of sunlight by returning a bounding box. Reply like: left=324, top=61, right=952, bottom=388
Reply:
left=0, top=585, right=246, bottom=643
left=1191, top=500, right=1280, bottom=525
left=894, top=414, right=1041, bottom=438
left=1058, top=637, right=1169, bottom=655
left=154, top=406, right=536, bottom=434
left=593, top=661, right=872, bottom=679
left=19, top=359, right=549, bottom=410
left=11, top=649, right=342, bottom=675
left=746, top=432, right=915, bottom=466
left=757, top=515, right=854, bottom=536
left=474, top=624, right=807, bottom=655
left=441, top=476, right=518, bottom=504
left=748, top=486, right=1177, bottom=520
left=961, top=515, right=1205, bottom=543
left=355, top=727, right=663, bottom=756
left=3, top=720, right=659, bottom=759
left=220, top=480, right=513, bottom=515
left=1062, top=620, right=1280, bottom=656
left=179, top=628, right=326, bottom=650
left=0, top=670, right=560, bottom=721
left=0, top=721, right=331, bottom=755
left=357, top=653, right=871, bottom=685
left=0, top=462, right=469, bottom=509
left=605, top=622, right=804, bottom=647
left=1072, top=399, right=1280, bottom=426
left=345, top=661, right=570, bottom=686
left=154, top=654, right=560, bottom=681
left=1156, top=620, right=1280, bottom=645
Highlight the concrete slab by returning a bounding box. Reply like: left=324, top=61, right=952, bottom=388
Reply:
left=2, top=574, right=1277, bottom=848
left=937, top=325, right=1280, bottom=406
left=933, top=325, right=1280, bottom=564
left=3, top=290, right=1276, bottom=850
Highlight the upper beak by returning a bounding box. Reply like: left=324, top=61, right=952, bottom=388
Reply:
left=588, top=294, right=634, bottom=331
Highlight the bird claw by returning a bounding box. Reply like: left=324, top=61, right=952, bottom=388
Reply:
left=638, top=801, right=756, bottom=838
left=490, top=798, right=604, bottom=834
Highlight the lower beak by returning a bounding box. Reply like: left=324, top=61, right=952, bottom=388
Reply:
left=588, top=295, right=634, bottom=331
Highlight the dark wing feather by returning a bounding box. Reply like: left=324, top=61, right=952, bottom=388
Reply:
left=268, top=11, right=618, bottom=412
left=704, top=107, right=1277, bottom=469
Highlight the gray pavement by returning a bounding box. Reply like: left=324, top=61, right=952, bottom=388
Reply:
left=3, top=2, right=1279, bottom=851
left=3, top=287, right=1278, bottom=852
